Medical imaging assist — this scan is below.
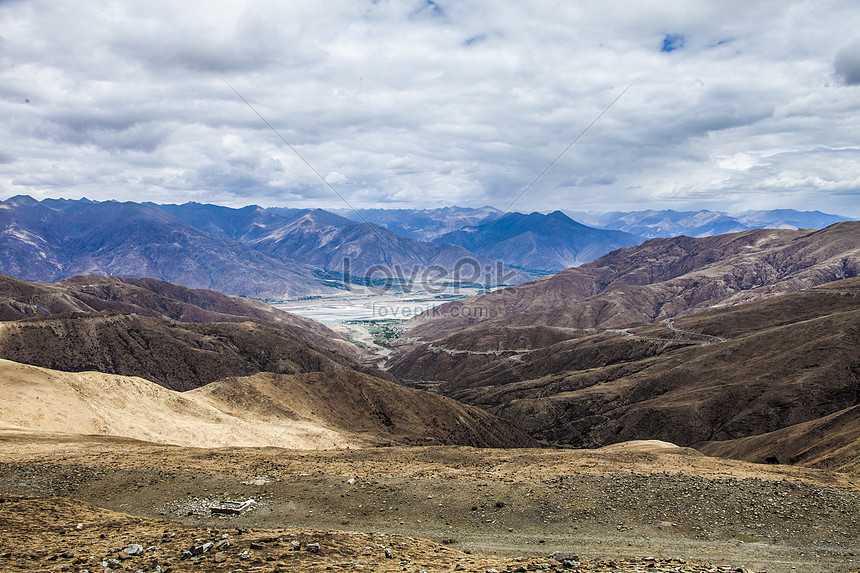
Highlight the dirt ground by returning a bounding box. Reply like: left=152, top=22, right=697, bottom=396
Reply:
left=1, top=430, right=859, bottom=573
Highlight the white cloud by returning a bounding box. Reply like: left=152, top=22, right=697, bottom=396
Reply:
left=0, top=0, right=858, bottom=216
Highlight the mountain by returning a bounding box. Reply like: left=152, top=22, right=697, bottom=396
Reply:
left=0, top=359, right=537, bottom=448
left=247, top=209, right=535, bottom=286
left=0, top=196, right=336, bottom=298
left=0, top=312, right=359, bottom=391
left=152, top=201, right=536, bottom=286
left=390, top=278, right=860, bottom=451
left=406, top=222, right=860, bottom=340
left=567, top=208, right=854, bottom=239
left=433, top=210, right=642, bottom=272
left=152, top=201, right=296, bottom=242
left=0, top=274, right=357, bottom=356
left=332, top=206, right=501, bottom=241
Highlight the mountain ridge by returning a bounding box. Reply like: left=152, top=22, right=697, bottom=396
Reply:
left=406, top=222, right=860, bottom=340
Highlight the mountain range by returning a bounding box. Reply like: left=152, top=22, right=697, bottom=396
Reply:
left=3, top=196, right=853, bottom=300
left=567, top=208, right=854, bottom=239
left=0, top=196, right=330, bottom=299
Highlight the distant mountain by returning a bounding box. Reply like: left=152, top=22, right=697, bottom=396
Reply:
left=406, top=221, right=860, bottom=340
left=567, top=208, right=854, bottom=239
left=249, top=209, right=534, bottom=285
left=150, top=202, right=535, bottom=287
left=433, top=210, right=642, bottom=272
left=153, top=202, right=296, bottom=242
left=332, top=206, right=501, bottom=241
left=0, top=196, right=336, bottom=298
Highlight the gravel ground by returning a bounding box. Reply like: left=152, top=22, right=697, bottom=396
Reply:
left=1, top=432, right=858, bottom=573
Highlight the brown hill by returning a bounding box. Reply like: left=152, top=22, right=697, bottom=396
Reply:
left=0, top=274, right=358, bottom=357
left=407, top=221, right=860, bottom=341
left=0, top=312, right=357, bottom=391
left=391, top=280, right=860, bottom=451
left=0, top=359, right=535, bottom=448
left=699, top=404, right=860, bottom=474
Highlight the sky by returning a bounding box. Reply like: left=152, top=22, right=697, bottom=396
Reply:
left=1, top=0, right=859, bottom=217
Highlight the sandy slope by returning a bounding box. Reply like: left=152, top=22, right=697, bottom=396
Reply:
left=0, top=358, right=534, bottom=449
left=0, top=359, right=353, bottom=449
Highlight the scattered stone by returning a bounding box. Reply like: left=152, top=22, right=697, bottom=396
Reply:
left=384, top=547, right=393, bottom=558
left=238, top=549, right=250, bottom=560
left=124, top=543, right=144, bottom=556
left=211, top=499, right=256, bottom=515
left=75, top=523, right=84, bottom=531
left=291, top=540, right=301, bottom=551
left=102, top=558, right=122, bottom=569
left=306, top=542, right=321, bottom=554
left=214, top=539, right=230, bottom=550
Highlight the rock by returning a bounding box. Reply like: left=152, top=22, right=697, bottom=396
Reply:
left=238, top=549, right=250, bottom=560
left=551, top=552, right=579, bottom=562
left=201, top=541, right=213, bottom=553
left=125, top=543, right=144, bottom=556
left=75, top=523, right=84, bottom=531
left=214, top=539, right=230, bottom=550
left=249, top=542, right=264, bottom=550
left=306, top=542, right=321, bottom=554
left=384, top=547, right=393, bottom=559
left=347, top=477, right=356, bottom=485
left=102, top=558, right=122, bottom=569
left=214, top=551, right=227, bottom=563
left=180, top=550, right=193, bottom=560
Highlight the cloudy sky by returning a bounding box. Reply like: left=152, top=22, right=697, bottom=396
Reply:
left=1, top=0, right=859, bottom=216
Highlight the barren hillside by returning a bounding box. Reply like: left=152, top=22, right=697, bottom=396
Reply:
left=0, top=359, right=535, bottom=448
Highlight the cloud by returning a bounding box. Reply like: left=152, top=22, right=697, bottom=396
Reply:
left=834, top=39, right=860, bottom=85
left=0, top=0, right=858, bottom=217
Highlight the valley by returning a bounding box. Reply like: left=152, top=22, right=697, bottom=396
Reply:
left=0, top=212, right=858, bottom=573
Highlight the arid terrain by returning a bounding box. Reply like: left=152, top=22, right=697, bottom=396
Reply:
left=1, top=431, right=859, bottom=573
left=0, top=244, right=858, bottom=572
